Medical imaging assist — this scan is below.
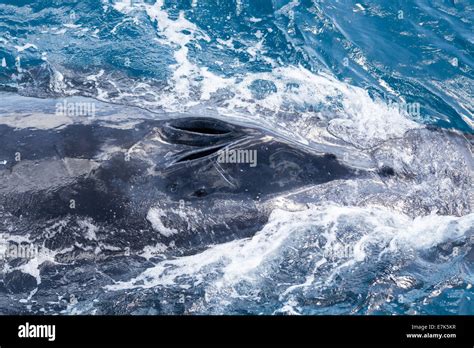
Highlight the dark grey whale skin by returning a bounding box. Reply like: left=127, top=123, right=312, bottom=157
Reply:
left=0, top=116, right=364, bottom=250
left=0, top=116, right=370, bottom=312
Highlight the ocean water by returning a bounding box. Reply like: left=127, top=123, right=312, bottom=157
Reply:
left=0, top=0, right=473, bottom=315
left=1, top=0, right=473, bottom=131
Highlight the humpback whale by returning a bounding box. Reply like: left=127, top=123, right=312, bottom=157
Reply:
left=0, top=116, right=362, bottom=252
left=0, top=102, right=472, bottom=314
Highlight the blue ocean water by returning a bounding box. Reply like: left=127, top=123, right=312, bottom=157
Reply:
left=0, top=0, right=472, bottom=132
left=0, top=1, right=473, bottom=316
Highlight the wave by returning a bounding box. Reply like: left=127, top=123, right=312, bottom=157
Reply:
left=107, top=205, right=474, bottom=314
left=0, top=0, right=472, bottom=133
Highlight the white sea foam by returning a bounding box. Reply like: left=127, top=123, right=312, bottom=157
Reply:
left=0, top=232, right=57, bottom=285
left=146, top=207, right=178, bottom=237
left=221, top=66, right=420, bottom=148
left=77, top=218, right=98, bottom=241
left=107, top=1, right=419, bottom=149
left=145, top=0, right=228, bottom=104
left=107, top=205, right=473, bottom=296
left=14, top=43, right=38, bottom=52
